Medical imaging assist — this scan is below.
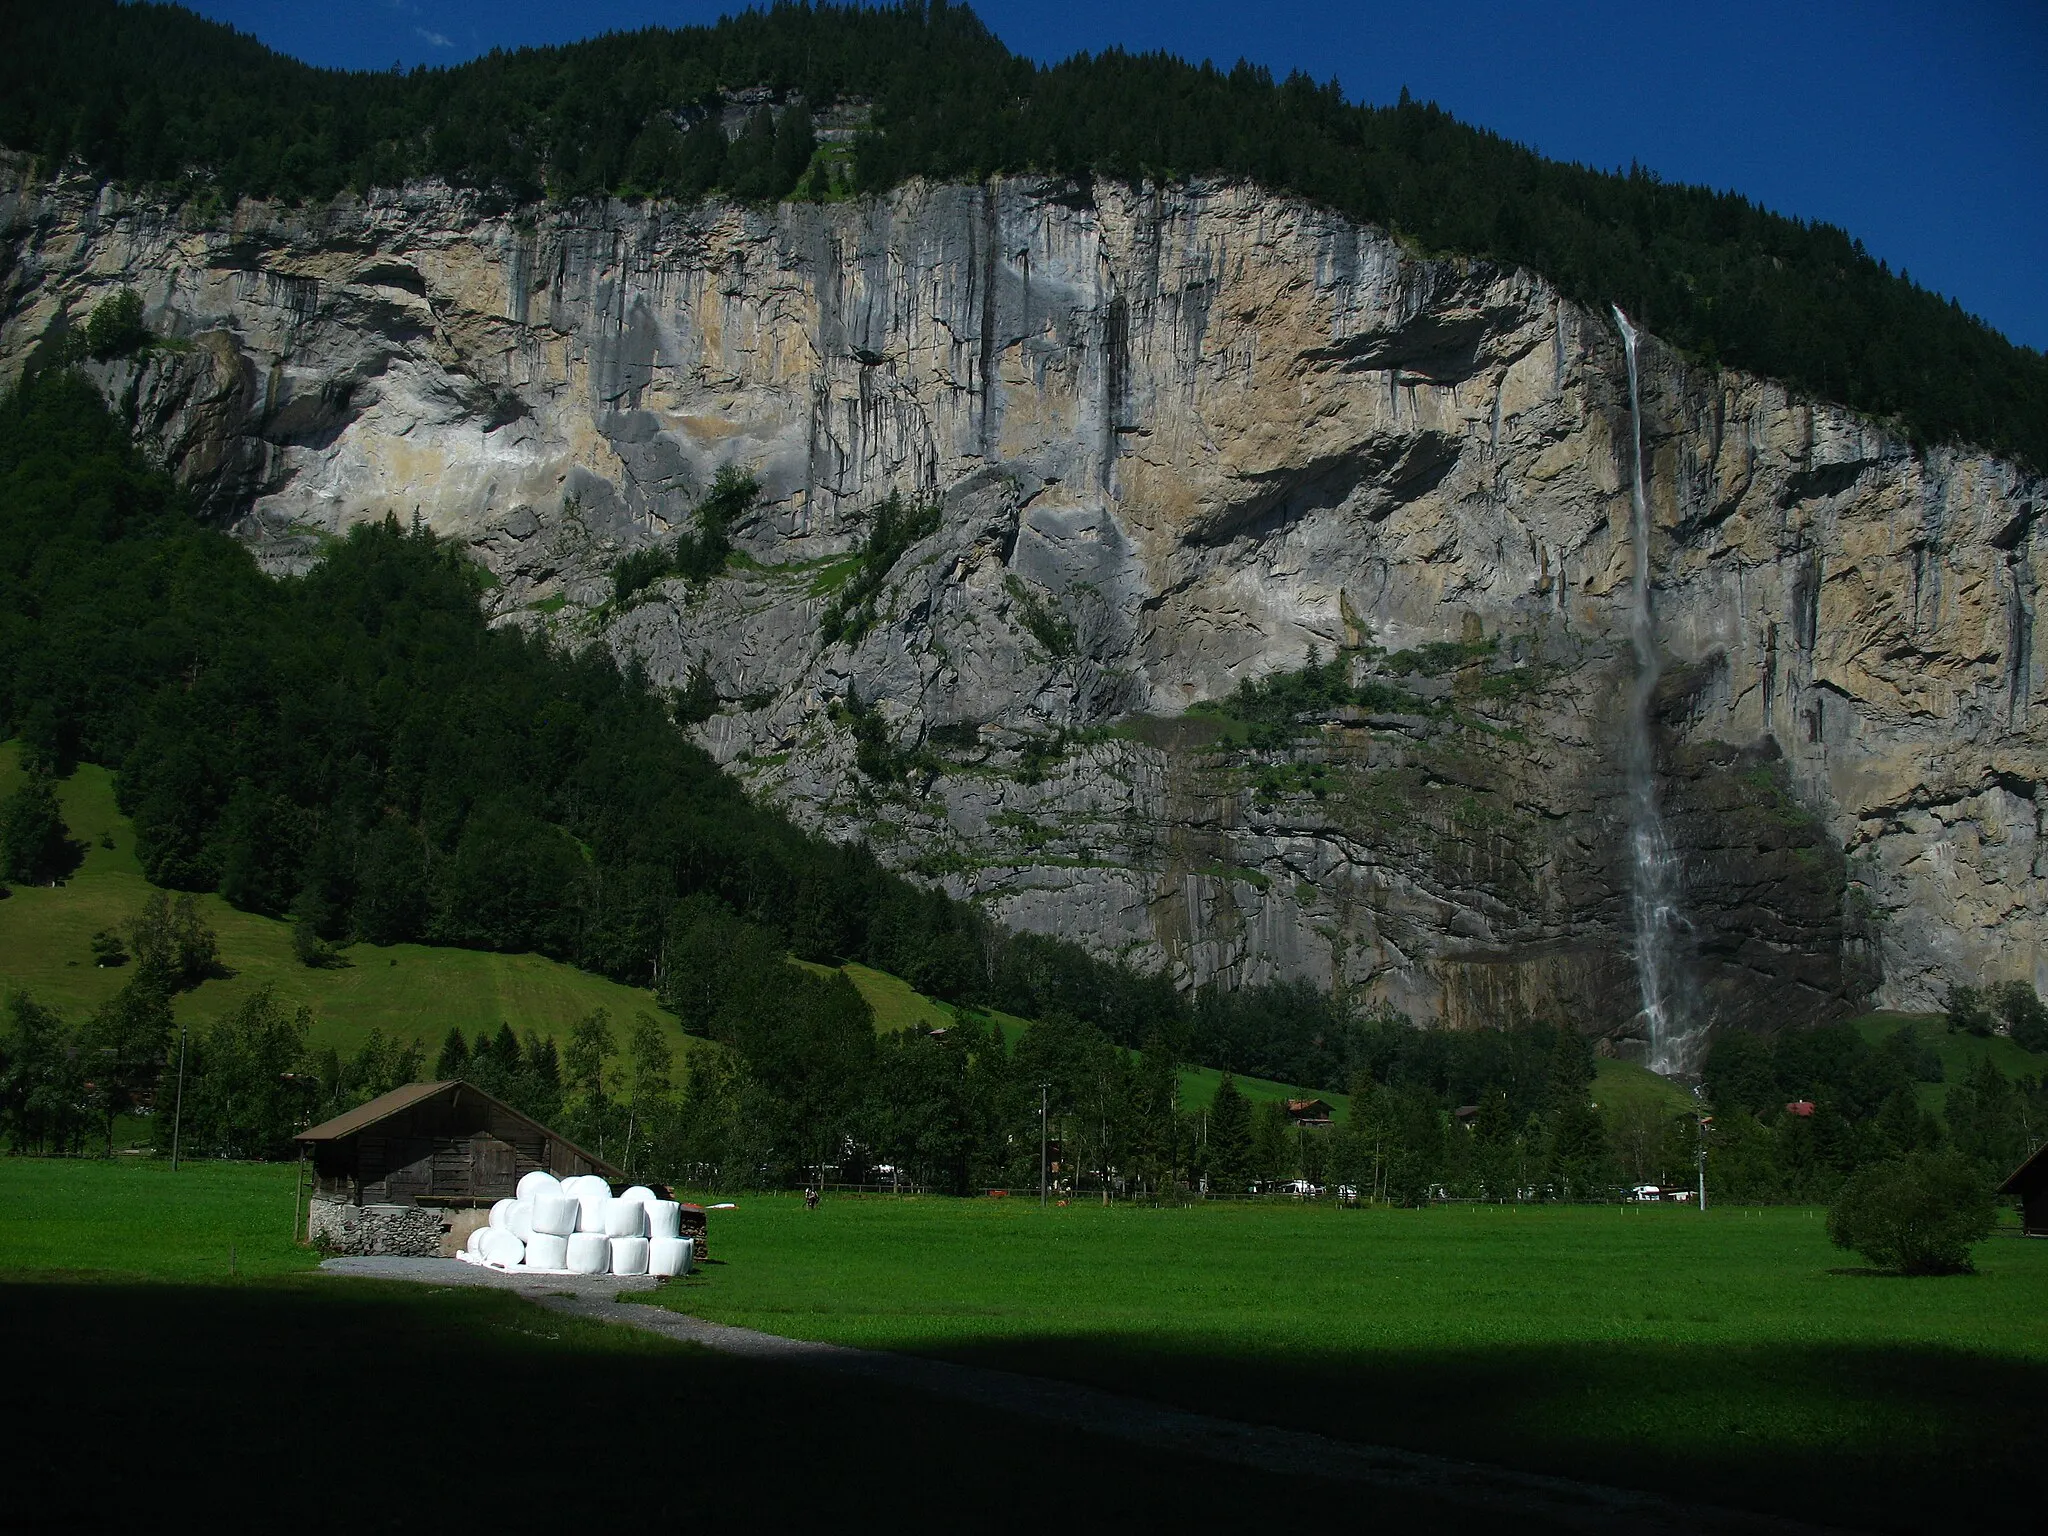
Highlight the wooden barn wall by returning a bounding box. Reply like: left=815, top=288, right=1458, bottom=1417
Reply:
left=309, top=1089, right=614, bottom=1204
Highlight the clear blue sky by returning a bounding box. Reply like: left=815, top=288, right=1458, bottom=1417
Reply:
left=182, top=1, right=2048, bottom=351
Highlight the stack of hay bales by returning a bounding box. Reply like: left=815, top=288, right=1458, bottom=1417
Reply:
left=457, top=1171, right=694, bottom=1277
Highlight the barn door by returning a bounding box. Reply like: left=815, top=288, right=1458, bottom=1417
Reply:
left=468, top=1133, right=518, bottom=1201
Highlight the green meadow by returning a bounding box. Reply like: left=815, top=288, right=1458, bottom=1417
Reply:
left=658, top=1191, right=2048, bottom=1533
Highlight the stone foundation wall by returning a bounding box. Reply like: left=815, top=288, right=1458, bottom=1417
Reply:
left=309, top=1199, right=445, bottom=1257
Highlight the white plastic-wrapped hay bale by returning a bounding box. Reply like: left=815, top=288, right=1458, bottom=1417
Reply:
left=488, top=1197, right=519, bottom=1229
left=531, top=1194, right=580, bottom=1236
left=480, top=1229, right=526, bottom=1268
left=609, top=1236, right=649, bottom=1276
left=524, top=1232, right=570, bottom=1273
left=618, top=1184, right=657, bottom=1209
left=603, top=1198, right=647, bottom=1239
left=567, top=1176, right=610, bottom=1232
left=647, top=1236, right=693, bottom=1277
left=465, top=1226, right=490, bottom=1257
left=507, top=1200, right=537, bottom=1242
left=646, top=1201, right=682, bottom=1241
left=516, top=1169, right=562, bottom=1203
left=565, top=1231, right=610, bottom=1274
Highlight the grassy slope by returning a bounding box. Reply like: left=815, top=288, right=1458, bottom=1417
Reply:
left=1593, top=1056, right=1698, bottom=1118
left=814, top=953, right=1357, bottom=1118
left=0, top=1161, right=1369, bottom=1533
left=664, top=1193, right=2048, bottom=1534
left=0, top=746, right=691, bottom=1061
left=1853, top=1010, right=2048, bottom=1112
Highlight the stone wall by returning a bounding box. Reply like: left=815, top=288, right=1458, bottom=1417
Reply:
left=309, top=1199, right=446, bottom=1257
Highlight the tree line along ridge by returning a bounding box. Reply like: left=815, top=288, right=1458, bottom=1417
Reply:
left=0, top=1, right=2040, bottom=469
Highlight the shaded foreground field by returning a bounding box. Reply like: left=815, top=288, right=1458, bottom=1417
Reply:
left=0, top=1160, right=1524, bottom=1533
left=658, top=1195, right=2048, bottom=1533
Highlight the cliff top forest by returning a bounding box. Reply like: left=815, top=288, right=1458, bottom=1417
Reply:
left=0, top=0, right=2042, bottom=470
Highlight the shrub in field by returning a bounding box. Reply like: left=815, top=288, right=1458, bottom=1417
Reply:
left=1826, top=1149, right=1999, bottom=1275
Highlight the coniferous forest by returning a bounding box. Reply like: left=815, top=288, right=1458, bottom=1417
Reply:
left=0, top=1, right=2041, bottom=468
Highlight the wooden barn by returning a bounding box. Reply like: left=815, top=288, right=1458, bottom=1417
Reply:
left=1999, top=1142, right=2048, bottom=1236
left=297, top=1079, right=626, bottom=1207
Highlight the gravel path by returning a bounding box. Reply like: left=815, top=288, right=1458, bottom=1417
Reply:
left=324, top=1256, right=1855, bottom=1536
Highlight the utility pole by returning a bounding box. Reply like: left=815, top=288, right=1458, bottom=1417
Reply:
left=1696, top=1114, right=1711, bottom=1212
left=1039, top=1082, right=1049, bottom=1208
left=169, top=1023, right=189, bottom=1172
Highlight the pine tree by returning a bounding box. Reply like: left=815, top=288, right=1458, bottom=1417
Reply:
left=1205, top=1074, right=1252, bottom=1192
left=433, top=1027, right=469, bottom=1080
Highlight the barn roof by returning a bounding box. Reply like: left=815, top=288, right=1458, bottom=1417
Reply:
left=295, top=1078, right=627, bottom=1182
left=1999, top=1140, right=2048, bottom=1196
left=296, top=1080, right=459, bottom=1142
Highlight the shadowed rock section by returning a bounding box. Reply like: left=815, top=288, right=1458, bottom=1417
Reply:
left=3, top=162, right=2040, bottom=1041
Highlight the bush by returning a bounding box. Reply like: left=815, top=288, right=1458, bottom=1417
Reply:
left=1826, top=1148, right=2000, bottom=1275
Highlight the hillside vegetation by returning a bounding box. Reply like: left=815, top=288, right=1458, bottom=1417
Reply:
left=0, top=744, right=688, bottom=1059
left=2, top=1, right=2040, bottom=467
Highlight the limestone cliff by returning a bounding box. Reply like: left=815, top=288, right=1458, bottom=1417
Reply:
left=4, top=162, right=2040, bottom=1046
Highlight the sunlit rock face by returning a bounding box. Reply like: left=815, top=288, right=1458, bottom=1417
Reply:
left=4, top=162, right=2041, bottom=1041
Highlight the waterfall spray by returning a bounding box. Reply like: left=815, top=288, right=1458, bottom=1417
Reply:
left=1613, top=308, right=1700, bottom=1077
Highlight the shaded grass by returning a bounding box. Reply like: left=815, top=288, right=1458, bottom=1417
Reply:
left=0, top=745, right=693, bottom=1063
left=654, top=1195, right=2048, bottom=1533
left=8, top=1280, right=1451, bottom=1532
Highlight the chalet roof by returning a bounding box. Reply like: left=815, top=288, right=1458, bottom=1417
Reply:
left=295, top=1078, right=627, bottom=1182
left=1999, top=1140, right=2048, bottom=1196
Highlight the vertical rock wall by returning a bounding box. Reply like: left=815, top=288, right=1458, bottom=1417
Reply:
left=3, top=163, right=2040, bottom=1037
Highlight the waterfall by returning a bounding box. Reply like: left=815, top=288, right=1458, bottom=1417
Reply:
left=1613, top=308, right=1701, bottom=1077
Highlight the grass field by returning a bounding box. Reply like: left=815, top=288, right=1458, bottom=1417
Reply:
left=655, top=1192, right=2048, bottom=1533
left=0, top=1156, right=318, bottom=1281
left=0, top=745, right=691, bottom=1062
left=0, top=1158, right=1537, bottom=1531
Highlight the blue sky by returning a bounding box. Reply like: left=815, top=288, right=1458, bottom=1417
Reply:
left=184, top=1, right=2047, bottom=351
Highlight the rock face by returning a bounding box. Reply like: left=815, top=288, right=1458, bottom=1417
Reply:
left=4, top=163, right=2041, bottom=1044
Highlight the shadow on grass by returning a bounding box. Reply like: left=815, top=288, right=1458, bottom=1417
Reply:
left=889, top=1330, right=2044, bottom=1534
left=1, top=1280, right=1562, bottom=1534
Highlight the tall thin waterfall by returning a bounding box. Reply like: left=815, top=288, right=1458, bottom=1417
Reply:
left=1613, top=308, right=1700, bottom=1076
